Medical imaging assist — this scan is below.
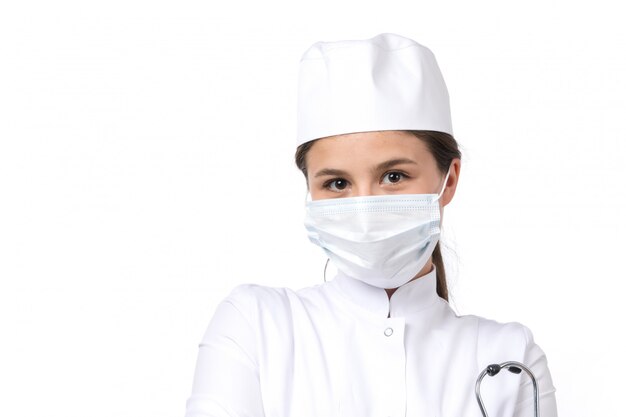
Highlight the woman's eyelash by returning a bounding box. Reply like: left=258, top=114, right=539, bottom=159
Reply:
left=321, top=171, right=411, bottom=190
left=382, top=171, right=410, bottom=182
left=323, top=178, right=349, bottom=190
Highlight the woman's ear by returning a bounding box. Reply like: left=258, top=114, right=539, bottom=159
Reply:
left=440, top=158, right=461, bottom=207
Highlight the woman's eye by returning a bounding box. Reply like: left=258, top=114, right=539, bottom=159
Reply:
left=324, top=178, right=349, bottom=192
left=382, top=171, right=406, bottom=184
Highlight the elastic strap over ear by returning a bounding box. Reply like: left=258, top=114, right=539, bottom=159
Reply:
left=435, top=168, right=452, bottom=201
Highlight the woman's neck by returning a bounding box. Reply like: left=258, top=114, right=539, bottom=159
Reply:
left=384, top=259, right=434, bottom=299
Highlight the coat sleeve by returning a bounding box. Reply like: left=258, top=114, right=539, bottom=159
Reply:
left=512, top=325, right=558, bottom=417
left=184, top=286, right=265, bottom=417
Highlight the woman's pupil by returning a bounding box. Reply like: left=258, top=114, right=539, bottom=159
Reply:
left=389, top=173, right=400, bottom=182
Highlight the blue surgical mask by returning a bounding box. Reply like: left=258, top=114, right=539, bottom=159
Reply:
left=303, top=170, right=450, bottom=288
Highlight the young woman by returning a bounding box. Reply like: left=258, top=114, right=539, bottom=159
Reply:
left=184, top=33, right=558, bottom=417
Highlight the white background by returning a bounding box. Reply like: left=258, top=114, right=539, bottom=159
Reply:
left=1, top=1, right=624, bottom=416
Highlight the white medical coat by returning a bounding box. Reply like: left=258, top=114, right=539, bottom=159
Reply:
left=185, top=267, right=557, bottom=417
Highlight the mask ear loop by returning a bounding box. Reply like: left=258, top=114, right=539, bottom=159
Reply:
left=435, top=167, right=452, bottom=201
left=323, top=258, right=329, bottom=282
left=303, top=189, right=329, bottom=282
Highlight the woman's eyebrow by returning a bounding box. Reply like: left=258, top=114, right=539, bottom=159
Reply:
left=314, top=168, right=349, bottom=178
left=374, top=158, right=418, bottom=171
left=313, top=159, right=417, bottom=178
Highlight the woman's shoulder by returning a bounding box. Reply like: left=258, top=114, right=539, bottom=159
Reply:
left=464, top=313, right=534, bottom=342
left=216, top=281, right=325, bottom=319
left=223, top=280, right=320, bottom=301
left=224, top=282, right=291, bottom=302
left=453, top=311, right=536, bottom=350
left=452, top=311, right=549, bottom=368
left=217, top=282, right=291, bottom=315
left=451, top=312, right=557, bottom=412
left=459, top=312, right=557, bottom=406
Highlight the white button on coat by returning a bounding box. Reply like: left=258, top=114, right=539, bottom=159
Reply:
left=185, top=267, right=557, bottom=416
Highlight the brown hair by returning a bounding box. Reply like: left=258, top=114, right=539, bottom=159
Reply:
left=294, top=130, right=461, bottom=301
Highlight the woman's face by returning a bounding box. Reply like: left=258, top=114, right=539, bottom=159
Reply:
left=306, top=130, right=460, bottom=206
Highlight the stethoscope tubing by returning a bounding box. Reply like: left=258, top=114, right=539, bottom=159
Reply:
left=475, top=361, right=539, bottom=417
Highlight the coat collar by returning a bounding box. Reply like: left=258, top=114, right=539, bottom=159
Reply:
left=328, top=265, right=441, bottom=319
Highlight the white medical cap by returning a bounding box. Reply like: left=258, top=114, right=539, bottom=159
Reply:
left=296, top=33, right=453, bottom=147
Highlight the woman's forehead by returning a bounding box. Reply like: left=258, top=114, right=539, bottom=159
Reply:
left=308, top=131, right=433, bottom=163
